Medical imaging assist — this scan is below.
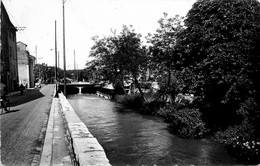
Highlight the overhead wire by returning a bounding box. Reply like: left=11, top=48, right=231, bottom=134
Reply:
left=2, top=0, right=32, bottom=51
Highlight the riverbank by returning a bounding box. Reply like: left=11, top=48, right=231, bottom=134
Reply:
left=113, top=93, right=260, bottom=165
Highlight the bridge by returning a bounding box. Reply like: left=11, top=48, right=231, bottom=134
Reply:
left=58, top=82, right=114, bottom=97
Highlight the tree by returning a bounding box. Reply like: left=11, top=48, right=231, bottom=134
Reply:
left=89, top=35, right=125, bottom=89
left=33, top=64, right=58, bottom=84
left=89, top=25, right=148, bottom=100
left=179, top=0, right=260, bottom=124
left=117, top=25, right=148, bottom=101
left=178, top=0, right=260, bottom=161
left=34, top=63, right=47, bottom=82
left=147, top=13, right=185, bottom=98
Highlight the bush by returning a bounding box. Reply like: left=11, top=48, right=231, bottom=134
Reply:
left=215, top=120, right=260, bottom=163
left=144, top=100, right=166, bottom=115
left=159, top=104, right=208, bottom=138
left=214, top=98, right=260, bottom=163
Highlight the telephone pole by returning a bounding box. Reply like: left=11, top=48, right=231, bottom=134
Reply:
left=63, top=0, right=67, bottom=96
left=58, top=51, right=60, bottom=69
left=55, top=20, right=58, bottom=94
left=74, top=50, right=76, bottom=82
left=35, top=46, right=37, bottom=64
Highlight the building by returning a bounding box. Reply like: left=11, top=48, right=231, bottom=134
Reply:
left=0, top=1, right=19, bottom=92
left=17, top=41, right=35, bottom=88
left=0, top=1, right=2, bottom=78
left=28, top=55, right=36, bottom=88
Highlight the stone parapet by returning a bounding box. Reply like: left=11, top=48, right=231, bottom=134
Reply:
left=58, top=93, right=111, bottom=166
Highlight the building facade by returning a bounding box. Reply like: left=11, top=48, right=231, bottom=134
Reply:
left=17, top=41, right=35, bottom=88
left=0, top=1, right=19, bottom=92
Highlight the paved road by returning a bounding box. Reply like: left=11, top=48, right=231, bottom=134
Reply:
left=1, top=84, right=54, bottom=166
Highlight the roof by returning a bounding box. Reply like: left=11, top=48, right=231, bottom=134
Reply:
left=29, top=55, right=36, bottom=60
left=17, top=41, right=28, bottom=47
left=1, top=2, right=17, bottom=32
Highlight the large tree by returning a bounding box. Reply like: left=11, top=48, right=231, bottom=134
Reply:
left=116, top=25, right=148, bottom=100
left=147, top=13, right=185, bottom=100
left=179, top=0, right=260, bottom=124
left=178, top=0, right=260, bottom=161
left=89, top=35, right=123, bottom=84
left=89, top=25, right=148, bottom=100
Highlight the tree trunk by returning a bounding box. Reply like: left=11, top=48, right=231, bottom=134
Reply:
left=133, top=74, right=147, bottom=103
left=168, top=69, right=171, bottom=87
left=119, top=72, right=126, bottom=94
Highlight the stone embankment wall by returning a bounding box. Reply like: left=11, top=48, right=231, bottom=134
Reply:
left=59, top=93, right=111, bottom=166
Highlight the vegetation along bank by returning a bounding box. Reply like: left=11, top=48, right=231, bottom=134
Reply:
left=87, top=0, right=260, bottom=164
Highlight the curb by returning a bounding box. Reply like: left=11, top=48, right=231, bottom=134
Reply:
left=37, top=85, right=57, bottom=166
left=39, top=97, right=55, bottom=166
left=58, top=93, right=111, bottom=166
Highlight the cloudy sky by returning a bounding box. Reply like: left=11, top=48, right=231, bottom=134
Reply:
left=2, top=0, right=196, bottom=69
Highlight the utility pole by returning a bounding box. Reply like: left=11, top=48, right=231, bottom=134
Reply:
left=55, top=20, right=58, bottom=94
left=35, top=46, right=41, bottom=81
left=77, top=64, right=79, bottom=82
left=58, top=51, right=60, bottom=69
left=63, top=0, right=67, bottom=96
left=74, top=49, right=76, bottom=82
left=35, top=46, right=37, bottom=64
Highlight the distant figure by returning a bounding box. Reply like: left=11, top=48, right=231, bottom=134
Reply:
left=19, top=84, right=24, bottom=95
left=0, top=82, right=8, bottom=111
left=0, top=82, right=6, bottom=98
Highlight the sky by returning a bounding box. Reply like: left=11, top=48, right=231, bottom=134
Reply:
left=2, top=0, right=196, bottom=70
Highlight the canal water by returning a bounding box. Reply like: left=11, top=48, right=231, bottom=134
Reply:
left=67, top=94, right=242, bottom=166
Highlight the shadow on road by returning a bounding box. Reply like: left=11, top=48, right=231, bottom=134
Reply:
left=3, top=109, right=20, bottom=114
left=9, top=88, right=45, bottom=107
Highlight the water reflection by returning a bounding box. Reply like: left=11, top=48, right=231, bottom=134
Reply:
left=68, top=94, right=241, bottom=166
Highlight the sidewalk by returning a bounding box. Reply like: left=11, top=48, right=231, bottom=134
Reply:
left=38, top=92, right=111, bottom=166
left=38, top=96, right=74, bottom=166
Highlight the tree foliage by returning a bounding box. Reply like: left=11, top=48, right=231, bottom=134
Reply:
left=89, top=25, right=148, bottom=99
left=148, top=13, right=184, bottom=71
left=174, top=0, right=260, bottom=161
left=147, top=14, right=185, bottom=97
left=177, top=0, right=260, bottom=128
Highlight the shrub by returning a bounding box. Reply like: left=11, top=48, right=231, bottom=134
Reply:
left=144, top=100, right=166, bottom=115
left=214, top=98, right=260, bottom=163
left=159, top=104, right=208, bottom=138
left=215, top=120, right=260, bottom=164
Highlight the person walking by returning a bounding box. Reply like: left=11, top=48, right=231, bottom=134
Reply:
left=19, top=84, right=24, bottom=95
left=0, top=82, right=8, bottom=112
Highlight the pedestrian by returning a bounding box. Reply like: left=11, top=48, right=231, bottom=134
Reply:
left=0, top=82, right=8, bottom=111
left=19, top=84, right=24, bottom=95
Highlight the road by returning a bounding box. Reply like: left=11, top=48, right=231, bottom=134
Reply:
left=1, top=84, right=54, bottom=166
